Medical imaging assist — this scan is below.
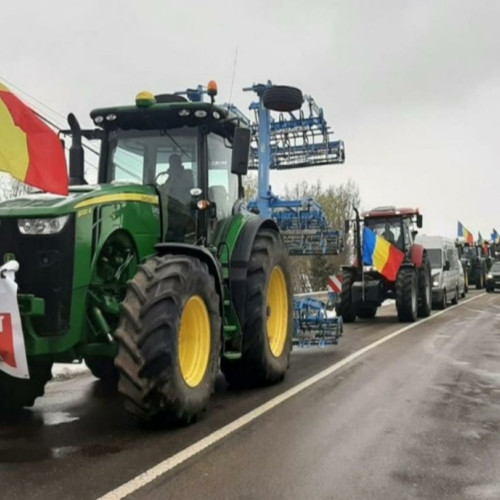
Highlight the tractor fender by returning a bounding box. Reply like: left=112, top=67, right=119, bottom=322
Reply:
left=154, top=243, right=224, bottom=316
left=229, top=217, right=280, bottom=327
left=410, top=244, right=425, bottom=268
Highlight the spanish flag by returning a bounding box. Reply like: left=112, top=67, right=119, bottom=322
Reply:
left=362, top=226, right=405, bottom=281
left=0, top=82, right=68, bottom=195
left=457, top=221, right=473, bottom=245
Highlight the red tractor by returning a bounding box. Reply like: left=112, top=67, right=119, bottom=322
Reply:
left=337, top=206, right=432, bottom=322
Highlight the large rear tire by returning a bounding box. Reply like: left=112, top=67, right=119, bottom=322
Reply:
left=396, top=267, right=418, bottom=322
left=221, top=229, right=293, bottom=389
left=0, top=360, right=52, bottom=411
left=417, top=258, right=432, bottom=318
left=335, top=268, right=357, bottom=323
left=114, top=255, right=221, bottom=425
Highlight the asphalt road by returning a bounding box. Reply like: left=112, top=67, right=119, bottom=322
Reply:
left=1, top=290, right=499, bottom=500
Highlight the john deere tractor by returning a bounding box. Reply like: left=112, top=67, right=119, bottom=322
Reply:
left=456, top=243, right=489, bottom=289
left=336, top=206, right=432, bottom=322
left=0, top=83, right=294, bottom=424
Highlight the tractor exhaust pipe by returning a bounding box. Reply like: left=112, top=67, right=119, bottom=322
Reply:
left=67, top=113, right=87, bottom=185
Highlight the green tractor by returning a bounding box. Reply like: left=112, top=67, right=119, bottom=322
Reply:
left=0, top=83, right=294, bottom=424
left=456, top=242, right=489, bottom=289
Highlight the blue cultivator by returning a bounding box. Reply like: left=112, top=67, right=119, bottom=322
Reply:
left=244, top=82, right=345, bottom=256
left=293, top=296, right=343, bottom=347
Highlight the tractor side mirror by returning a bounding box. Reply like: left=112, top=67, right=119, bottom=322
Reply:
left=344, top=220, right=350, bottom=233
left=416, top=214, right=423, bottom=228
left=231, top=127, right=251, bottom=176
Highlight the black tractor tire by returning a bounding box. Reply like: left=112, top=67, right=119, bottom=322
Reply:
left=451, top=287, right=459, bottom=305
left=114, top=255, right=221, bottom=425
left=335, top=268, right=357, bottom=323
left=417, top=258, right=432, bottom=318
left=0, top=360, right=52, bottom=411
left=356, top=306, right=377, bottom=319
left=262, top=85, right=304, bottom=113
left=395, top=267, right=418, bottom=322
left=437, top=289, right=447, bottom=310
left=221, top=229, right=293, bottom=389
left=85, top=357, right=119, bottom=385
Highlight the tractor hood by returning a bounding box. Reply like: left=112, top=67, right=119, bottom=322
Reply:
left=0, top=184, right=159, bottom=217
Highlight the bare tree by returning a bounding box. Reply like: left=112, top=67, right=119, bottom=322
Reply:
left=0, top=174, right=32, bottom=201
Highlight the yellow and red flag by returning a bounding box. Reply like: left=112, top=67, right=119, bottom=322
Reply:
left=0, top=82, right=68, bottom=195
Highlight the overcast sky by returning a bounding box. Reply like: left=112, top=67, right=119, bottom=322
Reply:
left=1, top=0, right=499, bottom=238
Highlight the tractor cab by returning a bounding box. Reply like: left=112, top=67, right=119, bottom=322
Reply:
left=68, top=83, right=250, bottom=245
left=363, top=206, right=423, bottom=253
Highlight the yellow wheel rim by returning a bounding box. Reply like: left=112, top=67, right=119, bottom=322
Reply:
left=266, top=266, right=289, bottom=357
left=178, top=295, right=211, bottom=388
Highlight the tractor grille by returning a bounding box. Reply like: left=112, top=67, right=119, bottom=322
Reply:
left=0, top=216, right=75, bottom=336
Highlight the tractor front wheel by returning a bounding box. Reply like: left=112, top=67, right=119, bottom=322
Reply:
left=335, top=268, right=357, bottom=322
left=417, top=258, right=432, bottom=318
left=114, top=255, right=221, bottom=425
left=221, top=229, right=293, bottom=389
left=396, top=267, right=418, bottom=322
left=0, top=360, right=52, bottom=411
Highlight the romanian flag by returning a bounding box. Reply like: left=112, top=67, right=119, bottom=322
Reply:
left=0, top=82, right=68, bottom=195
left=362, top=226, right=405, bottom=281
left=492, top=229, right=499, bottom=243
left=457, top=221, right=473, bottom=245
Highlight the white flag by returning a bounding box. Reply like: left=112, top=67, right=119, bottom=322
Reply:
left=0, top=261, right=29, bottom=378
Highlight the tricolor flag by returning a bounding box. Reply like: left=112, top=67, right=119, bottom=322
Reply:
left=0, top=82, right=68, bottom=195
left=492, top=229, right=499, bottom=243
left=362, top=226, right=405, bottom=281
left=0, top=261, right=29, bottom=378
left=457, top=221, right=474, bottom=245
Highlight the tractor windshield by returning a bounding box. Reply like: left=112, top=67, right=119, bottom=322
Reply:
left=107, top=128, right=199, bottom=242
left=365, top=217, right=401, bottom=246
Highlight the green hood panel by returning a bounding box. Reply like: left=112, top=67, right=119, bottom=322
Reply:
left=0, top=183, right=159, bottom=217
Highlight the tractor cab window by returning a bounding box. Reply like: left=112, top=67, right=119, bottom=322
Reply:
left=207, top=133, right=238, bottom=219
left=107, top=128, right=199, bottom=242
left=365, top=218, right=401, bottom=247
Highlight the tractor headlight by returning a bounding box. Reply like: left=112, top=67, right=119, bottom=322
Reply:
left=487, top=273, right=493, bottom=279
left=18, top=216, right=70, bottom=235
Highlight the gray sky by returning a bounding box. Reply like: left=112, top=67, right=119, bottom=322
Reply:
left=1, top=0, right=499, bottom=238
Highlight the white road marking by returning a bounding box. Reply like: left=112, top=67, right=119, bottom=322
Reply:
left=99, top=293, right=485, bottom=500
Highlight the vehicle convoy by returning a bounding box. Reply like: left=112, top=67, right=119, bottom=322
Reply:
left=415, top=235, right=461, bottom=309
left=456, top=243, right=490, bottom=289
left=0, top=82, right=298, bottom=424
left=485, top=261, right=500, bottom=292
left=336, top=206, right=432, bottom=323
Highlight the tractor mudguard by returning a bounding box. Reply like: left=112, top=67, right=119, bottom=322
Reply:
left=155, top=243, right=224, bottom=315
left=410, top=244, right=425, bottom=268
left=229, top=217, right=279, bottom=327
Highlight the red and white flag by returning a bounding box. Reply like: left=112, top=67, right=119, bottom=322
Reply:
left=0, top=261, right=29, bottom=378
left=327, top=273, right=343, bottom=293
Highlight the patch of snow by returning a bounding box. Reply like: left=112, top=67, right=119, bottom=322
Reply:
left=51, top=363, right=90, bottom=382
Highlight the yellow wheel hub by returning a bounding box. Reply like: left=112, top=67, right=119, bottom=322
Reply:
left=266, top=266, right=289, bottom=357
left=178, top=295, right=211, bottom=388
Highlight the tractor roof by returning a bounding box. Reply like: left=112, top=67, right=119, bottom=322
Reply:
left=363, top=206, right=420, bottom=218
left=90, top=95, right=247, bottom=138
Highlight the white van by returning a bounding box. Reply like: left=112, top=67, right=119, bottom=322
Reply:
left=415, top=235, right=461, bottom=309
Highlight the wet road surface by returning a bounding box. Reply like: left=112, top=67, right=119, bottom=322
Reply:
left=1, top=291, right=499, bottom=499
